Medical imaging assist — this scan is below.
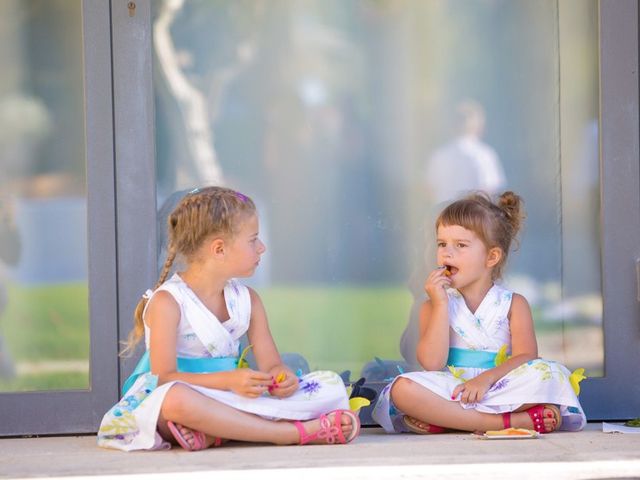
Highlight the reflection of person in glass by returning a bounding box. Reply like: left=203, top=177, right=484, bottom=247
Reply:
left=424, top=100, right=506, bottom=204
left=0, top=93, right=51, bottom=379
left=0, top=196, right=18, bottom=377
left=98, top=187, right=359, bottom=451
left=373, top=192, right=586, bottom=435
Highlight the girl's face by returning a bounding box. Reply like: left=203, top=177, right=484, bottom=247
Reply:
left=226, top=213, right=266, bottom=277
left=436, top=224, right=494, bottom=289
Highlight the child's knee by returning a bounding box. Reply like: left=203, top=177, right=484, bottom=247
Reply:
left=390, top=377, right=417, bottom=403
left=161, top=383, right=195, bottom=417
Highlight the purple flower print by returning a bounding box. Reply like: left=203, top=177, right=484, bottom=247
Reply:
left=301, top=380, right=321, bottom=395
left=489, top=378, right=509, bottom=393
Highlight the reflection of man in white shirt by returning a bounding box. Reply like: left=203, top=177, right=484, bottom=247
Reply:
left=425, top=100, right=506, bottom=204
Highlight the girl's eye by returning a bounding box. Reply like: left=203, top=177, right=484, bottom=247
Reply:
left=437, top=242, right=446, bottom=248
left=457, top=243, right=466, bottom=248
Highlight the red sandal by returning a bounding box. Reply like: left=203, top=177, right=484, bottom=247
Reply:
left=502, top=404, right=562, bottom=433
left=294, top=409, right=361, bottom=445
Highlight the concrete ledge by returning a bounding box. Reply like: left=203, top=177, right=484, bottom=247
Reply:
left=1, top=424, right=639, bottom=479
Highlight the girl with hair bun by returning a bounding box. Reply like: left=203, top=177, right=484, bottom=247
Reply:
left=373, top=191, right=586, bottom=435
left=98, top=186, right=359, bottom=451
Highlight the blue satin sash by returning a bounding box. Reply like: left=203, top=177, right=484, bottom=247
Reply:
left=122, top=350, right=238, bottom=395
left=447, top=347, right=497, bottom=369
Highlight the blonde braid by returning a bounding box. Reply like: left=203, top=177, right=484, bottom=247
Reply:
left=120, top=242, right=178, bottom=357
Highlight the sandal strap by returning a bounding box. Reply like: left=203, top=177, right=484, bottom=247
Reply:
left=294, top=420, right=310, bottom=445
left=502, top=412, right=511, bottom=429
left=527, top=404, right=558, bottom=433
left=295, top=410, right=353, bottom=445
left=316, top=413, right=343, bottom=444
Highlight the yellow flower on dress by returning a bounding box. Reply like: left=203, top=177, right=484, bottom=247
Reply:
left=447, top=365, right=467, bottom=382
left=569, top=368, right=587, bottom=395
left=237, top=344, right=253, bottom=369
left=494, top=344, right=510, bottom=367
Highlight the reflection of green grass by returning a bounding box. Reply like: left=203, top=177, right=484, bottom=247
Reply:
left=1, top=282, right=90, bottom=391
left=0, top=282, right=603, bottom=389
left=260, top=285, right=412, bottom=376
left=3, top=283, right=89, bottom=361
left=0, top=372, right=88, bottom=392
left=0, top=282, right=412, bottom=388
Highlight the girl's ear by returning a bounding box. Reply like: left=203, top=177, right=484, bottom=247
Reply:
left=486, top=247, right=502, bottom=268
left=209, top=238, right=226, bottom=258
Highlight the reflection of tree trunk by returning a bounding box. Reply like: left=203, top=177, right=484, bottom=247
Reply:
left=206, top=40, right=256, bottom=130
left=154, top=0, right=223, bottom=186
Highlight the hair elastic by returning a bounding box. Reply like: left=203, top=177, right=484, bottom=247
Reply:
left=234, top=192, right=249, bottom=203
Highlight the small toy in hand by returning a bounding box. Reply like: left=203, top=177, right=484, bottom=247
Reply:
left=268, top=371, right=287, bottom=394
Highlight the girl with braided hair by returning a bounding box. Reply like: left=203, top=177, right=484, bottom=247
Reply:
left=373, top=191, right=586, bottom=435
left=98, top=186, right=359, bottom=451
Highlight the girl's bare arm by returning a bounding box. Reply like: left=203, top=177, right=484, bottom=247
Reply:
left=416, top=300, right=451, bottom=371
left=416, top=267, right=452, bottom=370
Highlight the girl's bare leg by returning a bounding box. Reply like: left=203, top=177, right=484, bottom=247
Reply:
left=158, top=384, right=355, bottom=447
left=391, top=377, right=558, bottom=432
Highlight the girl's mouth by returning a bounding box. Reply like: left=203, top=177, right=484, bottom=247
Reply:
left=443, top=265, right=459, bottom=276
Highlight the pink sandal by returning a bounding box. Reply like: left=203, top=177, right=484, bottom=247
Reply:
left=167, top=421, right=222, bottom=451
left=294, top=409, right=361, bottom=445
left=502, top=404, right=562, bottom=433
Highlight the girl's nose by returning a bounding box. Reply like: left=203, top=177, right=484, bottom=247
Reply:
left=258, top=239, right=266, bottom=254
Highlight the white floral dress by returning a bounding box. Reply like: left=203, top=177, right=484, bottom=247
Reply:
left=372, top=284, right=586, bottom=433
left=98, top=274, right=349, bottom=451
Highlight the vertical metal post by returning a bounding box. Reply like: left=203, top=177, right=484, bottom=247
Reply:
left=110, top=0, right=158, bottom=389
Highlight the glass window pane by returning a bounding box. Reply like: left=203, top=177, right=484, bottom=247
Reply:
left=0, top=0, right=88, bottom=392
left=152, top=0, right=602, bottom=383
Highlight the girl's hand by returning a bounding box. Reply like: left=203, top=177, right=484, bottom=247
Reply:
left=424, top=267, right=452, bottom=305
left=267, top=367, right=299, bottom=398
left=227, top=369, right=273, bottom=398
left=451, top=374, right=493, bottom=405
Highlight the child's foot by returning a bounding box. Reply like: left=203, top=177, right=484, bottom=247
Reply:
left=402, top=415, right=447, bottom=434
left=167, top=421, right=223, bottom=451
left=507, top=404, right=562, bottom=433
left=295, top=409, right=360, bottom=445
